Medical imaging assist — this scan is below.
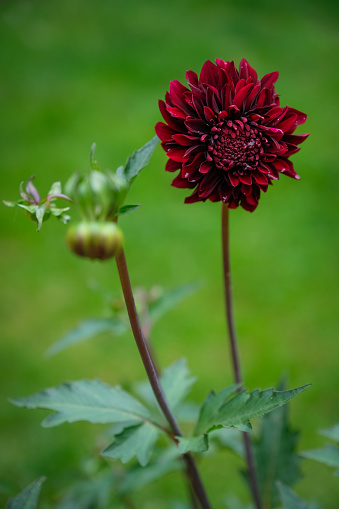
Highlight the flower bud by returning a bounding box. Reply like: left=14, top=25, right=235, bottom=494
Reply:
left=66, top=221, right=123, bottom=261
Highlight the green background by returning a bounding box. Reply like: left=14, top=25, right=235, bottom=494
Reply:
left=1, top=0, right=338, bottom=507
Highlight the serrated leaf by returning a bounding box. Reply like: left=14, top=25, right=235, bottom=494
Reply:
left=123, top=136, right=159, bottom=183
left=301, top=444, right=339, bottom=469
left=250, top=391, right=302, bottom=508
left=134, top=359, right=196, bottom=416
left=45, top=317, right=127, bottom=357
left=276, top=482, right=321, bottom=509
left=319, top=423, right=339, bottom=442
left=10, top=379, right=153, bottom=427
left=117, top=204, right=141, bottom=216
left=160, top=359, right=196, bottom=411
left=177, top=435, right=209, bottom=454
left=148, top=281, right=202, bottom=325
left=102, top=423, right=159, bottom=466
left=6, top=477, right=45, bottom=509
left=195, top=385, right=310, bottom=436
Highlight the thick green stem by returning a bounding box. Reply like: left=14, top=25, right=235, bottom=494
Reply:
left=221, top=203, right=262, bottom=509
left=116, top=248, right=211, bottom=509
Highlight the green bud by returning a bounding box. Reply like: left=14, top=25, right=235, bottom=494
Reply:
left=66, top=221, right=123, bottom=261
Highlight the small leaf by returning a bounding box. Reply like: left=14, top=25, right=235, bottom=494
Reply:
left=148, top=281, right=202, bottom=325
left=195, top=385, right=310, bottom=436
left=48, top=182, right=62, bottom=196
left=35, top=204, right=47, bottom=232
left=10, top=379, right=152, bottom=427
left=276, top=482, right=321, bottom=509
left=301, top=444, right=339, bottom=469
left=102, top=423, right=159, bottom=466
left=17, top=203, right=38, bottom=214
left=90, top=143, right=100, bottom=171
left=45, top=317, right=127, bottom=357
left=117, top=204, right=141, bottom=216
left=6, top=477, right=45, bottom=509
left=123, top=136, right=159, bottom=183
left=177, top=435, right=209, bottom=454
left=3, top=200, right=16, bottom=207
left=319, top=423, right=339, bottom=442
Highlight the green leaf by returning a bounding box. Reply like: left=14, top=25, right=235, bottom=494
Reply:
left=35, top=204, right=47, bottom=232
left=117, top=204, right=141, bottom=216
left=250, top=391, right=302, bottom=508
left=195, top=385, right=310, bottom=436
left=6, top=477, right=45, bottom=509
left=301, top=444, right=339, bottom=469
left=160, top=359, right=196, bottom=411
left=121, top=447, right=181, bottom=493
left=102, top=423, right=159, bottom=466
left=134, top=359, right=196, bottom=414
left=90, top=143, right=100, bottom=171
left=148, top=281, right=202, bottom=326
left=3, top=200, right=16, bottom=207
left=48, top=181, right=62, bottom=196
left=45, top=317, right=127, bottom=357
left=123, top=136, right=159, bottom=183
left=276, top=482, right=321, bottom=509
left=319, top=423, right=339, bottom=442
left=10, top=379, right=153, bottom=427
left=54, top=472, right=114, bottom=509
left=177, top=435, right=209, bottom=454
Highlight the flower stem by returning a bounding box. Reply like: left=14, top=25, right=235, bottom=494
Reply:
left=221, top=203, right=261, bottom=509
left=116, top=248, right=211, bottom=509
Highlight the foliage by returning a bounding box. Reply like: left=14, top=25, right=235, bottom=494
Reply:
left=301, top=423, right=339, bottom=475
left=6, top=478, right=45, bottom=509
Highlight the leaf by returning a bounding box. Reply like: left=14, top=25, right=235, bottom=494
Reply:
left=48, top=182, right=62, bottom=196
left=177, top=435, right=209, bottom=454
left=6, top=477, right=45, bottom=509
left=250, top=391, right=302, bottom=508
left=117, top=204, right=141, bottom=216
left=45, top=317, right=127, bottom=357
left=122, top=136, right=159, bottom=183
left=10, top=379, right=153, bottom=427
left=148, top=281, right=202, bottom=326
left=195, top=385, right=310, bottom=436
left=35, top=204, right=47, bottom=232
left=102, top=423, right=159, bottom=466
left=90, top=143, right=100, bottom=171
left=276, top=482, right=321, bottom=509
left=120, top=447, right=181, bottom=493
left=160, top=359, right=196, bottom=411
left=3, top=200, right=16, bottom=207
left=134, top=359, right=196, bottom=414
left=301, top=444, right=339, bottom=469
left=54, top=472, right=114, bottom=509
left=319, top=423, right=339, bottom=442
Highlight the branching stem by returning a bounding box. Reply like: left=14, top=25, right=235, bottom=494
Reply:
left=221, top=203, right=262, bottom=509
left=116, top=248, right=211, bottom=509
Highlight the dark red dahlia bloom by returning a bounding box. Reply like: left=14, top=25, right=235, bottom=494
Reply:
left=155, top=59, right=309, bottom=211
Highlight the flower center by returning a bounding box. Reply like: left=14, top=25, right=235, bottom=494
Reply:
left=207, top=118, right=264, bottom=174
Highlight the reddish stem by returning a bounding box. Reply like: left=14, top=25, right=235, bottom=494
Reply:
left=221, top=203, right=262, bottom=509
left=116, top=248, right=211, bottom=509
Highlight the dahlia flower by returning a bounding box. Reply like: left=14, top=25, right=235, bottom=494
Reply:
left=155, top=59, right=309, bottom=211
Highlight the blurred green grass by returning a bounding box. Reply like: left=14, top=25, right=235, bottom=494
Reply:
left=1, top=0, right=339, bottom=506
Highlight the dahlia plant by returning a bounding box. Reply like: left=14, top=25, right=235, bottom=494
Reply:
left=5, top=59, right=331, bottom=509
